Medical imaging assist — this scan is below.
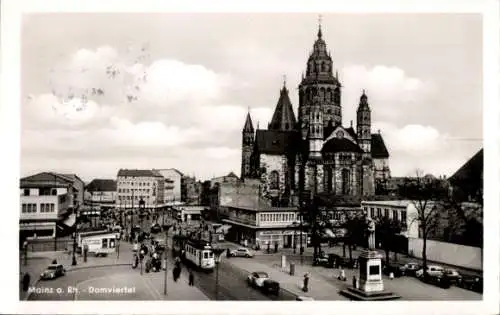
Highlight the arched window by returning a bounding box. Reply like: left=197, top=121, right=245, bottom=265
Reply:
left=342, top=169, right=350, bottom=195
left=325, top=167, right=333, bottom=193
left=270, top=171, right=279, bottom=190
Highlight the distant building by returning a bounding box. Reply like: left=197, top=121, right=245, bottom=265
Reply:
left=210, top=172, right=240, bottom=188
left=20, top=172, right=83, bottom=240
left=449, top=148, right=483, bottom=203
left=85, top=179, right=117, bottom=209
left=181, top=175, right=202, bottom=205
left=116, top=169, right=165, bottom=210
left=157, top=168, right=183, bottom=203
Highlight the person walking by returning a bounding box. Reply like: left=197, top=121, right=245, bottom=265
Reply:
left=302, top=273, right=309, bottom=292
left=188, top=269, right=194, bottom=286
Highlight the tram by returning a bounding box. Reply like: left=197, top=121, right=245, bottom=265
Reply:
left=171, top=235, right=215, bottom=271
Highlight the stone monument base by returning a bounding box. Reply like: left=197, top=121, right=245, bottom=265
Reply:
left=340, top=287, right=401, bottom=301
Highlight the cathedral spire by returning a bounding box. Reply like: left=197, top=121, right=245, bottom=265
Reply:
left=243, top=109, right=254, bottom=132
left=318, top=14, right=323, bottom=39
left=269, top=81, right=297, bottom=131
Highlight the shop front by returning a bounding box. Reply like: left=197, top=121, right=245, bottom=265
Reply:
left=255, top=229, right=309, bottom=250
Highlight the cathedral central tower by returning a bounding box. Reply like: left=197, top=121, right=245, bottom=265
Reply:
left=298, top=24, right=342, bottom=140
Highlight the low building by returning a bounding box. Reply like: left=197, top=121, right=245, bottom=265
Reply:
left=172, top=205, right=206, bottom=223
left=20, top=172, right=81, bottom=240
left=157, top=168, right=183, bottom=203
left=85, top=179, right=117, bottom=210
left=221, top=195, right=305, bottom=250
left=116, top=169, right=165, bottom=210
left=361, top=200, right=418, bottom=239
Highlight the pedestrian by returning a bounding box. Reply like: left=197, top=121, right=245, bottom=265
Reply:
left=188, top=269, right=194, bottom=286
left=302, top=273, right=309, bottom=292
left=22, top=272, right=31, bottom=292
left=274, top=242, right=278, bottom=253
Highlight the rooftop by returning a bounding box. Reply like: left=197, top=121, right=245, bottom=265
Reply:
left=117, top=169, right=163, bottom=178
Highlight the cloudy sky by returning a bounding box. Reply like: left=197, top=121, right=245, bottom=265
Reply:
left=21, top=13, right=483, bottom=182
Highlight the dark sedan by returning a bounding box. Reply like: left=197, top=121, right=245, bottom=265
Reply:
left=261, top=279, right=280, bottom=296
left=40, top=264, right=65, bottom=280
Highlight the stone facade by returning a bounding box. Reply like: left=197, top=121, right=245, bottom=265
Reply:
left=260, top=154, right=289, bottom=198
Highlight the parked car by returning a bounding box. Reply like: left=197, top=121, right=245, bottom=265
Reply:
left=151, top=223, right=162, bottom=234
left=401, top=262, right=421, bottom=277
left=261, top=279, right=280, bottom=295
left=296, top=296, right=315, bottom=301
left=230, top=248, right=254, bottom=258
left=422, top=272, right=451, bottom=289
left=247, top=271, right=269, bottom=288
left=443, top=269, right=462, bottom=284
left=458, top=274, right=483, bottom=293
left=383, top=262, right=406, bottom=277
left=312, top=253, right=329, bottom=267
left=416, top=265, right=444, bottom=278
left=40, top=264, right=66, bottom=280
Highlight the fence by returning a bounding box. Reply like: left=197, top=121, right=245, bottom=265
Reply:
left=408, top=237, right=482, bottom=271
left=26, top=237, right=73, bottom=252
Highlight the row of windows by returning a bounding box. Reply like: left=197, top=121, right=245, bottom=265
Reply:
left=364, top=206, right=407, bottom=222
left=118, top=188, right=152, bottom=194
left=40, top=203, right=55, bottom=213
left=118, top=195, right=155, bottom=201
left=21, top=203, right=56, bottom=213
left=117, top=181, right=155, bottom=187
left=23, top=188, right=58, bottom=196
left=302, top=107, right=341, bottom=116
left=260, top=213, right=295, bottom=223
left=21, top=203, right=37, bottom=213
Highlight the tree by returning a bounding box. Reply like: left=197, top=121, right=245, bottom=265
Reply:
left=343, top=213, right=368, bottom=263
left=376, top=216, right=402, bottom=263
left=398, top=170, right=449, bottom=273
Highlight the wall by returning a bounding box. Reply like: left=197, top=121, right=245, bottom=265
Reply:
left=408, top=237, right=482, bottom=271
left=158, top=169, right=182, bottom=202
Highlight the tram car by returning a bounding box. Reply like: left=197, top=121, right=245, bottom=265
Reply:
left=172, top=234, right=189, bottom=259
left=184, top=238, right=215, bottom=272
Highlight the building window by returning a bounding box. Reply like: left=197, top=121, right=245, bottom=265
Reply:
left=22, top=204, right=27, bottom=213
left=370, top=207, right=375, bottom=218
left=384, top=209, right=389, bottom=218
left=377, top=208, right=382, bottom=217
left=392, top=210, right=398, bottom=221
left=269, top=171, right=279, bottom=190
left=24, top=189, right=30, bottom=196
left=50, top=204, right=55, bottom=212
left=51, top=189, right=57, bottom=196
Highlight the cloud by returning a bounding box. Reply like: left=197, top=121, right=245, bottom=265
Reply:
left=340, top=65, right=436, bottom=124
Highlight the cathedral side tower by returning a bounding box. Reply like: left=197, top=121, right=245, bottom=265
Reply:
left=298, top=23, right=342, bottom=140
left=356, top=90, right=372, bottom=161
left=241, top=110, right=255, bottom=179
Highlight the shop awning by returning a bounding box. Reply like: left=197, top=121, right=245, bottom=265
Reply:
left=62, top=213, right=76, bottom=227
left=215, top=224, right=232, bottom=233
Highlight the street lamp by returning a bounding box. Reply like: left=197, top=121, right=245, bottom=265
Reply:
left=163, top=223, right=173, bottom=295
left=212, top=247, right=225, bottom=300
left=72, top=205, right=79, bottom=266
left=139, top=197, right=145, bottom=230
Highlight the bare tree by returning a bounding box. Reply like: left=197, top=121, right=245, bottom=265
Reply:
left=398, top=169, right=448, bottom=273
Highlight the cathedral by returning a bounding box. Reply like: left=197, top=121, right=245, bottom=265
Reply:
left=241, top=24, right=390, bottom=205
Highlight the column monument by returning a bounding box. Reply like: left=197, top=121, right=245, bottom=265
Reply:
left=340, top=218, right=400, bottom=300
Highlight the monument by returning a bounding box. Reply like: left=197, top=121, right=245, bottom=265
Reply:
left=340, top=218, right=400, bottom=301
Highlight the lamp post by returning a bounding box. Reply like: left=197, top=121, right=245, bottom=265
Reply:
left=163, top=223, right=173, bottom=295
left=212, top=247, right=225, bottom=300
left=71, top=205, right=79, bottom=266
left=139, top=198, right=145, bottom=231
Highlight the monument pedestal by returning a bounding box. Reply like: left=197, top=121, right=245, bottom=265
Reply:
left=340, top=249, right=400, bottom=301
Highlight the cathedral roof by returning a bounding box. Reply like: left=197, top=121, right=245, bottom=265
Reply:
left=322, top=138, right=364, bottom=154
left=345, top=127, right=357, bottom=140
left=268, top=85, right=297, bottom=131
left=371, top=133, right=389, bottom=158
left=255, top=129, right=300, bottom=155
left=243, top=111, right=254, bottom=132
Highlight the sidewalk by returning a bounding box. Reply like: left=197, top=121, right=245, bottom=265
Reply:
left=225, top=257, right=347, bottom=300
left=144, top=266, right=209, bottom=301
